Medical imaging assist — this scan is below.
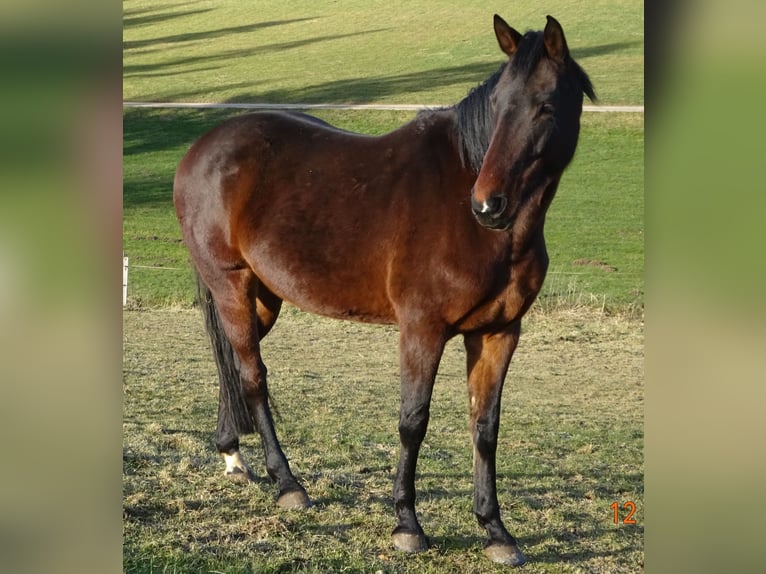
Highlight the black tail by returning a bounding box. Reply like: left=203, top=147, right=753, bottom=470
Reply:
left=196, top=271, right=256, bottom=436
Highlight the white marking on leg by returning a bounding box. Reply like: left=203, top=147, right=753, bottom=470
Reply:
left=222, top=450, right=254, bottom=481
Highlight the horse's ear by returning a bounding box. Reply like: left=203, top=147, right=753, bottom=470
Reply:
left=493, top=14, right=522, bottom=57
left=543, top=15, right=569, bottom=62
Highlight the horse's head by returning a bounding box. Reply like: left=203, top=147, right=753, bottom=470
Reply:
left=470, top=15, right=595, bottom=231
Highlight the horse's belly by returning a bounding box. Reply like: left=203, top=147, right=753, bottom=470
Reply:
left=250, top=250, right=397, bottom=324
left=288, top=287, right=397, bottom=324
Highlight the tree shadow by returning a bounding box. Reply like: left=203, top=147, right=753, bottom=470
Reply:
left=205, top=40, right=639, bottom=106
left=124, top=30, right=390, bottom=77
left=124, top=18, right=326, bottom=52
left=129, top=36, right=640, bottom=104
left=223, top=60, right=502, bottom=106
left=571, top=40, right=643, bottom=60
left=123, top=107, right=237, bottom=156
left=123, top=7, right=213, bottom=30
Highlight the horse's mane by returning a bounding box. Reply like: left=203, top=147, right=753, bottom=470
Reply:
left=451, top=30, right=595, bottom=174
left=453, top=64, right=505, bottom=174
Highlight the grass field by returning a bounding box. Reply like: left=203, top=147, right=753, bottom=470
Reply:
left=124, top=307, right=643, bottom=573
left=124, top=0, right=643, bottom=106
left=123, top=1, right=643, bottom=571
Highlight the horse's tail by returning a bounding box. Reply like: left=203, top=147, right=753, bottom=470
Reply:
left=195, top=270, right=256, bottom=435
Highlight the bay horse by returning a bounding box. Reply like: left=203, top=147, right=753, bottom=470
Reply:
left=174, top=15, right=594, bottom=566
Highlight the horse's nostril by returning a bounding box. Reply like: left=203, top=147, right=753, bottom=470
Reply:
left=471, top=190, right=508, bottom=219
left=486, top=195, right=508, bottom=217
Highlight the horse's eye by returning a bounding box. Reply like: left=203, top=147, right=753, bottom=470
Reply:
left=540, top=103, right=555, bottom=116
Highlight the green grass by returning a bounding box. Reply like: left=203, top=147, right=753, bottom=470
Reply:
left=124, top=307, right=643, bottom=573
left=542, top=113, right=644, bottom=313
left=123, top=108, right=643, bottom=312
left=123, top=0, right=643, bottom=106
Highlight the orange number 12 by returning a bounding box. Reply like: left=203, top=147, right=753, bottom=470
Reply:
left=610, top=501, right=637, bottom=524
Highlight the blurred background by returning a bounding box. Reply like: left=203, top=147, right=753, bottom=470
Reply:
left=647, top=0, right=766, bottom=572
left=0, top=1, right=121, bottom=573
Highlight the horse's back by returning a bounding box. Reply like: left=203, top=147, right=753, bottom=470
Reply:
left=174, top=112, right=411, bottom=322
left=174, top=112, right=366, bottom=237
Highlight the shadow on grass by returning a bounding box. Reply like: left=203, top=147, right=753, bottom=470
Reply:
left=124, top=1, right=319, bottom=52
left=229, top=61, right=501, bottom=105
left=572, top=40, right=643, bottom=60
left=125, top=29, right=390, bottom=77
left=123, top=108, right=242, bottom=209
left=124, top=107, right=239, bottom=154
left=123, top=7, right=214, bottom=30
left=125, top=19, right=324, bottom=52
left=520, top=522, right=644, bottom=564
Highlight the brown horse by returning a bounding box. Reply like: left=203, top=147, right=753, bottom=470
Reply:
left=174, top=15, right=594, bottom=566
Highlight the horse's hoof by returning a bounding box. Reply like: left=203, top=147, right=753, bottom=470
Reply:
left=392, top=531, right=429, bottom=553
left=277, top=489, right=311, bottom=510
left=484, top=543, right=526, bottom=566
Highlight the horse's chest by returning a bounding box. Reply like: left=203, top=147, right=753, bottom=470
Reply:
left=456, top=252, right=548, bottom=332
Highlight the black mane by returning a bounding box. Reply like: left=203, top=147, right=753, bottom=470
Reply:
left=451, top=30, right=595, bottom=174
left=454, top=64, right=505, bottom=174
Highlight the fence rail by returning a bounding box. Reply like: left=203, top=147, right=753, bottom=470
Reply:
left=123, top=101, right=644, bottom=113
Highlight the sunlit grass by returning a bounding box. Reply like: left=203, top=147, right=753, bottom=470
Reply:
left=123, top=0, right=643, bottom=106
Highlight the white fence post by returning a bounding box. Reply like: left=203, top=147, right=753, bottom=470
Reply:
left=123, top=256, right=129, bottom=306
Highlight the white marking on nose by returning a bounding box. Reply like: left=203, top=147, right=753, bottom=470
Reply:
left=480, top=201, right=491, bottom=213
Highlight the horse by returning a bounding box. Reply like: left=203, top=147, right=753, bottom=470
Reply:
left=174, top=14, right=595, bottom=566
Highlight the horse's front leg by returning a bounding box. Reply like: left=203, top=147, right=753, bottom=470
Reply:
left=464, top=322, right=526, bottom=566
left=391, top=323, right=447, bottom=553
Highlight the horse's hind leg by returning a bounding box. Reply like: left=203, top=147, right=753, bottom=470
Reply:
left=203, top=267, right=309, bottom=509
left=217, top=283, right=283, bottom=482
